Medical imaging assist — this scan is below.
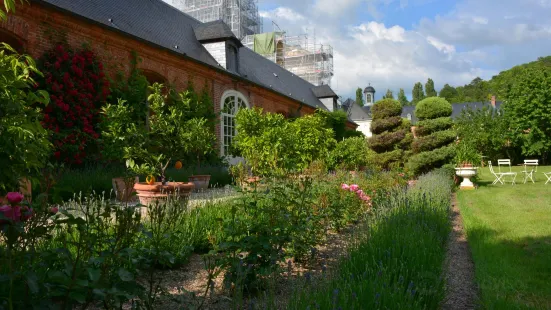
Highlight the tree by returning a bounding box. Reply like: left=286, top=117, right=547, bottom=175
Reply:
left=0, top=0, right=24, bottom=21
left=368, top=98, right=412, bottom=169
left=383, top=89, right=394, bottom=99
left=355, top=87, right=364, bottom=107
left=425, top=78, right=437, bottom=97
left=438, top=84, right=458, bottom=103
left=412, top=82, right=425, bottom=105
left=397, top=88, right=408, bottom=106
left=503, top=67, right=551, bottom=163
left=407, top=97, right=455, bottom=175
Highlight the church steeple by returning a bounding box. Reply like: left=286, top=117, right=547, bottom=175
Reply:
left=363, top=83, right=376, bottom=106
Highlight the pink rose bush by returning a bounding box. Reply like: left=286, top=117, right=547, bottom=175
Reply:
left=0, top=192, right=33, bottom=224
left=341, top=184, right=372, bottom=206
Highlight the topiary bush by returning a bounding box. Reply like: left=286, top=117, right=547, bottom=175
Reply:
left=368, top=99, right=411, bottom=169
left=328, top=137, right=374, bottom=170
left=407, top=97, right=455, bottom=175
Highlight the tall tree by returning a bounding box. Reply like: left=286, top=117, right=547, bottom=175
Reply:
left=425, top=78, right=437, bottom=97
left=383, top=89, right=394, bottom=99
left=438, top=84, right=458, bottom=102
left=355, top=87, right=364, bottom=107
left=412, top=82, right=425, bottom=105
left=1, top=0, right=23, bottom=21
left=398, top=88, right=409, bottom=106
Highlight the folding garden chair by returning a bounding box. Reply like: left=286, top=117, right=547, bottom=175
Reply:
left=497, top=159, right=512, bottom=173
left=544, top=172, right=551, bottom=185
left=489, top=161, right=517, bottom=185
left=521, top=159, right=538, bottom=184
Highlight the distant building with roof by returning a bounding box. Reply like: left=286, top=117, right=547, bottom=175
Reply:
left=342, top=98, right=373, bottom=137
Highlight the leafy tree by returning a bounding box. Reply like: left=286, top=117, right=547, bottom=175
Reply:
left=407, top=97, right=455, bottom=175
left=383, top=89, right=394, bottom=99
left=316, top=109, right=359, bottom=141
left=425, top=78, right=437, bottom=97
left=328, top=137, right=374, bottom=170
left=438, top=84, right=458, bottom=103
left=0, top=44, right=51, bottom=192
left=503, top=67, right=551, bottom=163
left=0, top=0, right=24, bottom=21
left=355, top=87, right=364, bottom=107
left=397, top=88, right=409, bottom=106
left=412, top=82, right=425, bottom=105
left=368, top=98, right=412, bottom=169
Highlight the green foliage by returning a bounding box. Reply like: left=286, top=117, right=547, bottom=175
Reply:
left=425, top=78, right=437, bottom=97
left=235, top=108, right=336, bottom=177
left=0, top=0, right=24, bottom=21
left=454, top=139, right=481, bottom=166
left=503, top=67, right=551, bottom=161
left=316, top=108, right=350, bottom=141
left=0, top=44, right=51, bottom=192
left=371, top=98, right=402, bottom=119
left=398, top=88, right=409, bottom=106
left=369, top=99, right=408, bottom=169
left=407, top=145, right=455, bottom=175
left=415, top=97, right=452, bottom=120
left=411, top=130, right=456, bottom=154
left=415, top=117, right=453, bottom=136
left=328, top=137, right=373, bottom=170
left=290, top=171, right=452, bottom=310
left=383, top=89, right=394, bottom=99
left=438, top=83, right=458, bottom=103
left=411, top=82, right=425, bottom=105
left=355, top=87, right=364, bottom=107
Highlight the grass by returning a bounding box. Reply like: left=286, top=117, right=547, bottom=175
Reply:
left=289, top=171, right=453, bottom=309
left=456, top=166, right=551, bottom=309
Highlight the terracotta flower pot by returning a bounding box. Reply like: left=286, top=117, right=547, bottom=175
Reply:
left=112, top=177, right=139, bottom=202
left=133, top=182, right=195, bottom=206
left=188, top=175, right=211, bottom=192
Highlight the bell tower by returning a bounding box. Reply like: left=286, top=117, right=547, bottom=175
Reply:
left=363, top=83, right=376, bottom=106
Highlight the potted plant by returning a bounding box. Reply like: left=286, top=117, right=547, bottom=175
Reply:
left=454, top=140, right=481, bottom=189
left=186, top=118, right=217, bottom=191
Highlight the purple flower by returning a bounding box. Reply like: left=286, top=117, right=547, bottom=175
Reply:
left=6, top=192, right=24, bottom=205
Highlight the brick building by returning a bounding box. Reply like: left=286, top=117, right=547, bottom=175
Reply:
left=1, top=0, right=349, bottom=160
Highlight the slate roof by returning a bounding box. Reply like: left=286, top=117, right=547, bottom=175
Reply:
left=364, top=85, right=376, bottom=93
left=36, top=0, right=327, bottom=110
left=341, top=98, right=371, bottom=121
left=311, top=84, right=338, bottom=98
left=194, top=20, right=243, bottom=47
left=401, top=101, right=503, bottom=124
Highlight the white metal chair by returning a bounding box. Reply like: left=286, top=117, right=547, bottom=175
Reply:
left=497, top=159, right=512, bottom=173
left=544, top=172, right=551, bottom=185
left=521, top=159, right=538, bottom=184
left=489, top=161, right=517, bottom=185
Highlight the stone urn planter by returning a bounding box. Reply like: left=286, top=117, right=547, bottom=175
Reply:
left=455, top=167, right=478, bottom=190
left=112, top=177, right=139, bottom=202
left=188, top=175, right=211, bottom=192
left=134, top=182, right=195, bottom=206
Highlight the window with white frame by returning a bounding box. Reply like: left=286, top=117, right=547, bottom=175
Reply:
left=221, top=91, right=248, bottom=156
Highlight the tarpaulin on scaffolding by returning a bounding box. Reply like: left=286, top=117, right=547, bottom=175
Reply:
left=253, top=32, right=275, bottom=55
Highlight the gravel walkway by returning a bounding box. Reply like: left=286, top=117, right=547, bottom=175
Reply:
left=442, top=194, right=479, bottom=310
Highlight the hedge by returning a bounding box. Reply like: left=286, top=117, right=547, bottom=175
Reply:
left=415, top=117, right=453, bottom=137
left=415, top=97, right=452, bottom=120
left=329, top=137, right=373, bottom=170
left=370, top=116, right=402, bottom=135
left=411, top=130, right=456, bottom=154
left=372, top=149, right=403, bottom=170
left=372, top=98, right=402, bottom=119
left=368, top=129, right=407, bottom=153
left=406, top=145, right=456, bottom=175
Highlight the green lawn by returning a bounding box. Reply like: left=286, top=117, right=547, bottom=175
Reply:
left=457, top=166, right=551, bottom=309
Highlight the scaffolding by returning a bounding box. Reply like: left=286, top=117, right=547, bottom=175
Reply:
left=163, top=0, right=262, bottom=39
left=242, top=32, right=334, bottom=87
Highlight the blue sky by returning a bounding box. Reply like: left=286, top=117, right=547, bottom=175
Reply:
left=257, top=0, right=551, bottom=100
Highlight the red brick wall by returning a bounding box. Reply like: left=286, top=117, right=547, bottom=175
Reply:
left=2, top=3, right=352, bottom=152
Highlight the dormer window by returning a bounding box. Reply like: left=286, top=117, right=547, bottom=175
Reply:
left=194, top=20, right=243, bottom=73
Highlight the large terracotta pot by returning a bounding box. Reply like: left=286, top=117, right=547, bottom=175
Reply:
left=112, top=177, right=139, bottom=202
left=133, top=182, right=195, bottom=206
left=188, top=175, right=211, bottom=192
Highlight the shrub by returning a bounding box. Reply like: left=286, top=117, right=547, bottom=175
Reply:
left=328, top=137, right=373, bottom=170
left=372, top=98, right=402, bottom=119
left=415, top=97, right=452, bottom=120
left=0, top=44, right=51, bottom=192
left=38, top=44, right=110, bottom=165
left=407, top=97, right=454, bottom=175
left=368, top=99, right=411, bottom=169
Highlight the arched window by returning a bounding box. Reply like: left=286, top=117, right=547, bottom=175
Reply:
left=221, top=90, right=248, bottom=156
left=365, top=93, right=372, bottom=105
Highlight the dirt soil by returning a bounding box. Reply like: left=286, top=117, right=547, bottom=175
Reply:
left=442, top=194, right=479, bottom=310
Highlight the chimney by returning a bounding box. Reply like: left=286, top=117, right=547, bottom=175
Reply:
left=491, top=95, right=496, bottom=108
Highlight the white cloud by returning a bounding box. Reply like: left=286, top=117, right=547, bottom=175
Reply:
left=426, top=36, right=455, bottom=54
left=259, top=7, right=305, bottom=22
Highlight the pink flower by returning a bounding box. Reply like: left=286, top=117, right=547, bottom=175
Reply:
left=356, top=190, right=364, bottom=197
left=361, top=194, right=371, bottom=202
left=6, top=192, right=24, bottom=205
left=0, top=205, right=21, bottom=222
left=341, top=184, right=350, bottom=190
left=49, top=207, right=59, bottom=214
left=349, top=184, right=360, bottom=192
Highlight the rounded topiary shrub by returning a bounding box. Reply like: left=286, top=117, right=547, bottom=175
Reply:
left=407, top=97, right=455, bottom=175
left=368, top=99, right=411, bottom=169
left=415, top=97, right=453, bottom=120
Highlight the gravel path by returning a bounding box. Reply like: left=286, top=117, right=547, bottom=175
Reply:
left=442, top=194, right=479, bottom=310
